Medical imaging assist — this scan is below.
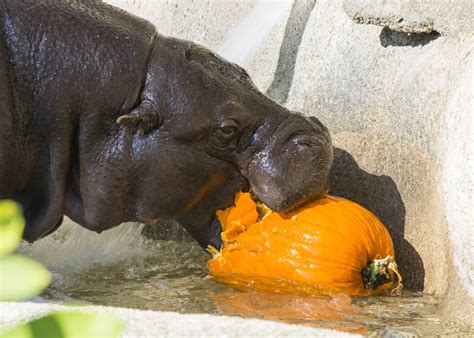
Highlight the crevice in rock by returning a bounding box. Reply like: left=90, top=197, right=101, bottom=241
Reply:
left=266, top=0, right=316, bottom=105
left=379, top=27, right=441, bottom=48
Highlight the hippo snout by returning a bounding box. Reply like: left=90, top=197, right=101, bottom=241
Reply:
left=247, top=113, right=333, bottom=213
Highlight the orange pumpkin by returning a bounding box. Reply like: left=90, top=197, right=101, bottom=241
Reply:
left=208, top=192, right=402, bottom=296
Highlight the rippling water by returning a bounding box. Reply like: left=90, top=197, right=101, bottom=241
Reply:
left=29, top=231, right=472, bottom=336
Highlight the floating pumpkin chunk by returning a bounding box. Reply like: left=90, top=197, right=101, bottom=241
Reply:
left=208, top=193, right=402, bottom=296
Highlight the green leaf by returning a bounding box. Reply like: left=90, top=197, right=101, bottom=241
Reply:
left=0, top=201, right=25, bottom=256
left=0, top=312, right=124, bottom=338
left=0, top=255, right=51, bottom=300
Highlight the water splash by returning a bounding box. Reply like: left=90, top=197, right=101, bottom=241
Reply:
left=217, top=0, right=293, bottom=67
left=19, top=218, right=148, bottom=273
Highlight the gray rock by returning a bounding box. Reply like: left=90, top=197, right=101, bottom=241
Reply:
left=0, top=301, right=359, bottom=337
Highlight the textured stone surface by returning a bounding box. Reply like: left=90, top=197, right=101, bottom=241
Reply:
left=105, top=0, right=254, bottom=50
left=343, top=0, right=472, bottom=36
left=438, top=52, right=473, bottom=318
left=0, top=302, right=357, bottom=337
left=344, top=0, right=437, bottom=34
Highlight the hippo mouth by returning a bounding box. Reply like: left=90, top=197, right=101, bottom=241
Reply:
left=250, top=186, right=329, bottom=216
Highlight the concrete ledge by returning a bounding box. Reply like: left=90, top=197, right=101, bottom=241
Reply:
left=343, top=0, right=472, bottom=35
left=344, top=0, right=437, bottom=34
left=0, top=301, right=358, bottom=337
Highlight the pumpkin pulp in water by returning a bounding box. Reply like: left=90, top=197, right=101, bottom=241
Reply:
left=208, top=192, right=402, bottom=296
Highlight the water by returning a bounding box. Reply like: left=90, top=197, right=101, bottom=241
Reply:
left=22, top=222, right=473, bottom=336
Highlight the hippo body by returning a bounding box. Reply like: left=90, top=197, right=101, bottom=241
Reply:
left=0, top=0, right=332, bottom=249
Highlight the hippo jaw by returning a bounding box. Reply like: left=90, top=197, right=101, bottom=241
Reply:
left=243, top=113, right=333, bottom=214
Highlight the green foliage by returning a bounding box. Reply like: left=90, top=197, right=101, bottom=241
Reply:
left=0, top=200, right=123, bottom=338
left=0, top=200, right=51, bottom=301
left=0, top=201, right=25, bottom=256
left=0, top=312, right=124, bottom=338
left=0, top=255, right=51, bottom=301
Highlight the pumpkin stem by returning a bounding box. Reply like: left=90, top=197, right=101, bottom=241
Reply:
left=362, top=255, right=403, bottom=295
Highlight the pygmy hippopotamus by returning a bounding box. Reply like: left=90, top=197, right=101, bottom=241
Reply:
left=0, top=0, right=332, bottom=250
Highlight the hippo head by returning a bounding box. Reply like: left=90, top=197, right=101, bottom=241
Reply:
left=117, top=37, right=333, bottom=249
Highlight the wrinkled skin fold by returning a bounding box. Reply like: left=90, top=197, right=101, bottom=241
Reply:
left=0, top=0, right=332, bottom=250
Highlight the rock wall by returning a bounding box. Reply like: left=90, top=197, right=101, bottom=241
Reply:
left=106, top=0, right=473, bottom=322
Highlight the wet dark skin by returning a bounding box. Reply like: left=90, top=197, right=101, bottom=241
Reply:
left=0, top=0, right=332, bottom=250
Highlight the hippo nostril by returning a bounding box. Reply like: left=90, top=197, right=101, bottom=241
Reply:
left=294, top=134, right=318, bottom=147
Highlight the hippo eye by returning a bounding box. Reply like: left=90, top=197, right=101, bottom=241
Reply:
left=219, top=125, right=236, bottom=136
left=218, top=120, right=238, bottom=136
left=210, top=119, right=239, bottom=150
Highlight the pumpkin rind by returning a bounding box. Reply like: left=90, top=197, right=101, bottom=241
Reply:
left=208, top=193, right=398, bottom=296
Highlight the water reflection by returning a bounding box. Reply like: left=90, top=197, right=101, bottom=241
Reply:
left=40, top=240, right=473, bottom=336
left=211, top=291, right=369, bottom=334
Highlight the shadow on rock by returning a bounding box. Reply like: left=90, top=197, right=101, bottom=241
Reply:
left=329, top=147, right=424, bottom=291
left=379, top=27, right=440, bottom=48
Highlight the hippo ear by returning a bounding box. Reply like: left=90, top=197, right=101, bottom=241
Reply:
left=116, top=100, right=162, bottom=136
